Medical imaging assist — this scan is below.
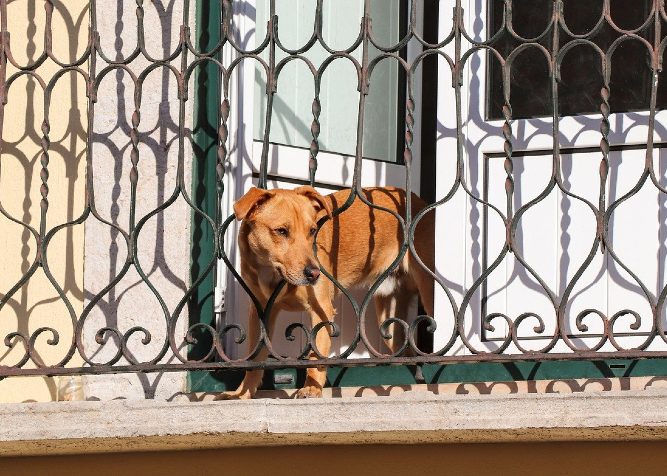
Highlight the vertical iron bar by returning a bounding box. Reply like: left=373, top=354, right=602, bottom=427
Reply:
left=308, top=84, right=321, bottom=186
left=502, top=83, right=513, bottom=247
left=599, top=73, right=610, bottom=255
left=646, top=0, right=662, bottom=340
left=0, top=0, right=7, bottom=177
left=177, top=0, right=190, bottom=189
left=257, top=0, right=276, bottom=190
left=353, top=0, right=371, bottom=195
left=453, top=0, right=465, bottom=339
left=551, top=0, right=565, bottom=340
left=346, top=0, right=372, bottom=356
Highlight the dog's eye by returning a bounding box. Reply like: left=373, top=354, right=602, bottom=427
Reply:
left=309, top=227, right=317, bottom=236
left=275, top=227, right=289, bottom=237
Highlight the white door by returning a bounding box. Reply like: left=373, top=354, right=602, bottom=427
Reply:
left=222, top=0, right=424, bottom=360
left=433, top=0, right=667, bottom=356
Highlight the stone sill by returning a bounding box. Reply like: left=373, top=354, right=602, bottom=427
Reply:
left=3, top=379, right=667, bottom=456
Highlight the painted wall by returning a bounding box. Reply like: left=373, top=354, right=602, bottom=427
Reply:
left=80, top=0, right=192, bottom=402
left=3, top=442, right=666, bottom=476
left=0, top=0, right=88, bottom=403
left=0, top=0, right=193, bottom=403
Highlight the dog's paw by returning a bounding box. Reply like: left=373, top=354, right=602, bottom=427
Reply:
left=217, top=390, right=254, bottom=400
left=295, top=385, right=323, bottom=399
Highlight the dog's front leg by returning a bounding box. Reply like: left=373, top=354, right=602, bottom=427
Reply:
left=296, top=297, right=335, bottom=399
left=220, top=305, right=274, bottom=400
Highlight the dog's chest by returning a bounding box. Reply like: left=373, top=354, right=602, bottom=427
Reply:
left=255, top=267, right=281, bottom=297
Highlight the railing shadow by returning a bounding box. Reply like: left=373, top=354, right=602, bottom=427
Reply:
left=0, top=0, right=87, bottom=401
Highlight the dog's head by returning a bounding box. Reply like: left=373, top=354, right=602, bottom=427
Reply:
left=234, top=186, right=332, bottom=286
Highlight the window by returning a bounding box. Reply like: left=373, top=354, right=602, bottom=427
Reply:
left=253, top=0, right=407, bottom=162
left=487, top=0, right=665, bottom=120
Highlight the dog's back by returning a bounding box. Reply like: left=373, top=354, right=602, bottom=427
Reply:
left=322, top=187, right=435, bottom=317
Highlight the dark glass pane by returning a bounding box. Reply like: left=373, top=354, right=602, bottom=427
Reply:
left=609, top=0, right=652, bottom=30
left=510, top=0, right=551, bottom=39
left=487, top=0, right=663, bottom=120
left=562, top=0, right=603, bottom=34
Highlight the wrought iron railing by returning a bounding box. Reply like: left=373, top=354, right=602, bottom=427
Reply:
left=2, top=0, right=667, bottom=382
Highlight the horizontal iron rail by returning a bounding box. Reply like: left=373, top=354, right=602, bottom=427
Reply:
left=3, top=350, right=667, bottom=379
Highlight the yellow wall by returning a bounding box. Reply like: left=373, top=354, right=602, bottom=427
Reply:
left=0, top=1, right=88, bottom=402
left=2, top=442, right=666, bottom=476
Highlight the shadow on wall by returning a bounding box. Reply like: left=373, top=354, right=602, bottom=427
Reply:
left=80, top=0, right=206, bottom=399
left=83, top=0, right=190, bottom=399
left=0, top=0, right=88, bottom=401
left=0, top=1, right=195, bottom=401
left=169, top=374, right=667, bottom=400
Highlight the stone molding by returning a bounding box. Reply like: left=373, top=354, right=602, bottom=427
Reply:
left=3, top=380, right=667, bottom=456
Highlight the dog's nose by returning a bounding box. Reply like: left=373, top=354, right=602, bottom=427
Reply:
left=304, top=265, right=320, bottom=284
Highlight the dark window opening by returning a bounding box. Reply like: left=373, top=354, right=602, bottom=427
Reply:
left=487, top=0, right=666, bottom=120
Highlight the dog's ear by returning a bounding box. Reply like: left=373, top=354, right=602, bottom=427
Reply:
left=233, top=187, right=274, bottom=220
left=294, top=186, right=332, bottom=218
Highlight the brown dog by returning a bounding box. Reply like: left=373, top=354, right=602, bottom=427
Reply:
left=221, top=186, right=434, bottom=399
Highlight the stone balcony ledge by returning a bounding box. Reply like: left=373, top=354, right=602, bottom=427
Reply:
left=3, top=377, right=667, bottom=456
